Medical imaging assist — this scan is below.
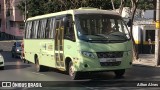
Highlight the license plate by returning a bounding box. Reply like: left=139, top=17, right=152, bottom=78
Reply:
left=100, top=58, right=117, bottom=62
left=107, top=59, right=116, bottom=62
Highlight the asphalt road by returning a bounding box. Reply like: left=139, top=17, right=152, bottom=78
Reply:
left=0, top=51, right=160, bottom=90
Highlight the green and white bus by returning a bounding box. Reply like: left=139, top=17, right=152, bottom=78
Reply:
left=23, top=8, right=133, bottom=79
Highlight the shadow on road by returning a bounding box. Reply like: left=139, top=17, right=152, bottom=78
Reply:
left=78, top=72, right=124, bottom=80
left=0, top=51, right=31, bottom=70
left=4, top=64, right=31, bottom=70
left=133, top=64, right=157, bottom=68
left=1, top=51, right=22, bottom=62
left=48, top=68, right=124, bottom=80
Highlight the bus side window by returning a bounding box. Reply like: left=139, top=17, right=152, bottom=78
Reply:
left=49, top=18, right=55, bottom=39
left=64, top=16, right=75, bottom=41
left=45, top=18, right=51, bottom=38
left=25, top=21, right=32, bottom=39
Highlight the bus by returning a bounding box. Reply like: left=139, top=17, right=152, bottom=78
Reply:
left=23, top=8, right=133, bottom=80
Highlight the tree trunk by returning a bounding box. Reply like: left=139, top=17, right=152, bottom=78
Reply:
left=119, top=0, right=125, bottom=15
left=111, top=0, right=115, bottom=10
left=130, top=0, right=139, bottom=60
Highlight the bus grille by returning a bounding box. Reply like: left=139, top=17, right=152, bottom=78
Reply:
left=96, top=52, right=123, bottom=66
left=96, top=52, right=123, bottom=58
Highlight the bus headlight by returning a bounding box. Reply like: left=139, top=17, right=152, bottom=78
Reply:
left=81, top=51, right=95, bottom=59
left=16, top=49, right=20, bottom=51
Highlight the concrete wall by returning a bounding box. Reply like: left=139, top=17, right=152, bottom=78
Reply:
left=0, top=41, right=15, bottom=51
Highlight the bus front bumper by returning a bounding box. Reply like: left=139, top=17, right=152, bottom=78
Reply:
left=73, top=56, right=132, bottom=72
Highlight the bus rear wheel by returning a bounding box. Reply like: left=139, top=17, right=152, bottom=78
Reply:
left=114, top=69, right=125, bottom=78
left=35, top=58, right=40, bottom=72
left=35, top=58, right=48, bottom=72
left=69, top=61, right=79, bottom=80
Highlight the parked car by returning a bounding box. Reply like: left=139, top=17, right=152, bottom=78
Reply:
left=11, top=41, right=22, bottom=58
left=0, top=49, right=4, bottom=70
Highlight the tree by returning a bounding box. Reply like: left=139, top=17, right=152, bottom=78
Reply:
left=17, top=0, right=49, bottom=17
left=17, top=0, right=155, bottom=17
left=119, top=0, right=126, bottom=15
left=111, top=0, right=115, bottom=10
left=130, top=0, right=140, bottom=59
left=17, top=0, right=115, bottom=17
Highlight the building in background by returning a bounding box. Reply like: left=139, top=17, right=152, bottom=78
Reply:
left=116, top=7, right=155, bottom=54
left=0, top=0, right=24, bottom=40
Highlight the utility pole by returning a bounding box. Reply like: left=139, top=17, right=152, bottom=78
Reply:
left=155, top=0, right=160, bottom=66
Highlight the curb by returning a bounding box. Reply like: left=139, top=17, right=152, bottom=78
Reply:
left=132, top=61, right=160, bottom=67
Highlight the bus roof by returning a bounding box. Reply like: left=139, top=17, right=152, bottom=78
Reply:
left=27, top=8, right=120, bottom=21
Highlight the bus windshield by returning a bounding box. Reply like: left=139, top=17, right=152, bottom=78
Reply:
left=75, top=14, right=130, bottom=43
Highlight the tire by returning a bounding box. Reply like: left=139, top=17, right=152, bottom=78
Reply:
left=35, top=58, right=41, bottom=72
left=68, top=61, right=79, bottom=80
left=0, top=66, right=4, bottom=70
left=114, top=69, right=125, bottom=78
left=35, top=58, right=48, bottom=72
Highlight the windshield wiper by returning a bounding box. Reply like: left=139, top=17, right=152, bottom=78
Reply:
left=92, top=34, right=108, bottom=39
left=108, top=32, right=129, bottom=40
left=110, top=34, right=128, bottom=40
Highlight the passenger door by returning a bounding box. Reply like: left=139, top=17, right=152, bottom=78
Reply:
left=54, top=18, right=64, bottom=68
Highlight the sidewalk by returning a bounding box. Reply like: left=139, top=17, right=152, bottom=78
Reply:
left=132, top=54, right=159, bottom=67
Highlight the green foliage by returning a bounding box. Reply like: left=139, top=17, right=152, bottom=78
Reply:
left=17, top=0, right=155, bottom=18
left=17, top=0, right=113, bottom=17
left=137, top=0, right=154, bottom=10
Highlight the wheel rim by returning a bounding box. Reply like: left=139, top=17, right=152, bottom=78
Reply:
left=69, top=63, right=75, bottom=77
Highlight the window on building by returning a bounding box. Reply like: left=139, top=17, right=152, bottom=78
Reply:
left=145, top=30, right=155, bottom=42
left=6, top=0, right=10, bottom=4
left=19, top=22, right=24, bottom=29
left=10, top=21, right=14, bottom=27
left=10, top=9, right=13, bottom=16
left=6, top=10, right=10, bottom=16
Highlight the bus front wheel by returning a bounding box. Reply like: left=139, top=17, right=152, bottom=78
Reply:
left=114, top=69, right=125, bottom=78
left=69, top=61, right=79, bottom=80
